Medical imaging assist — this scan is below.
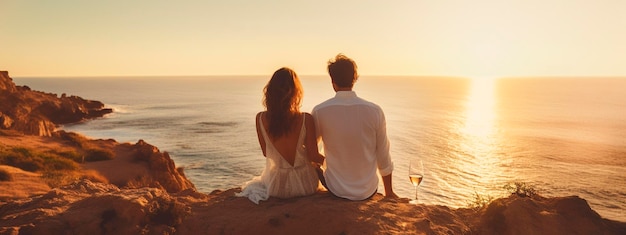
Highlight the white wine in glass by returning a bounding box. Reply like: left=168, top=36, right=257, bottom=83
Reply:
left=409, top=160, right=424, bottom=203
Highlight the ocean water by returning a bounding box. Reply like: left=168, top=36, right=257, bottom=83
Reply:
left=14, top=76, right=626, bottom=222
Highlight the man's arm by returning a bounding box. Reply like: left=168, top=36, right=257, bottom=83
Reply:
left=376, top=108, right=397, bottom=198
left=382, top=173, right=398, bottom=198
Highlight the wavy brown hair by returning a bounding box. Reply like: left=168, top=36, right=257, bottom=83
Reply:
left=263, top=67, right=303, bottom=138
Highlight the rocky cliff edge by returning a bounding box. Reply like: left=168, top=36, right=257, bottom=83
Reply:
left=0, top=71, right=112, bottom=136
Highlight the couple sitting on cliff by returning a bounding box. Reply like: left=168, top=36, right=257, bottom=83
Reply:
left=237, top=54, right=398, bottom=204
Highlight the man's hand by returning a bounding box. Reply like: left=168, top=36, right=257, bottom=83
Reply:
left=385, top=191, right=399, bottom=199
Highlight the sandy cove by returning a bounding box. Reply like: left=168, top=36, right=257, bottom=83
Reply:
left=1, top=71, right=625, bottom=234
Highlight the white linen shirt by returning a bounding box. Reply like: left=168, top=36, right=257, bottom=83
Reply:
left=312, top=91, right=394, bottom=200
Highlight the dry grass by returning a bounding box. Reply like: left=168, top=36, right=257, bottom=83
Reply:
left=57, top=131, right=92, bottom=148
left=467, top=192, right=494, bottom=209
left=42, top=170, right=80, bottom=188
left=0, top=147, right=79, bottom=172
left=0, top=146, right=83, bottom=188
left=56, top=131, right=115, bottom=162
left=467, top=182, right=539, bottom=209
left=84, top=148, right=115, bottom=162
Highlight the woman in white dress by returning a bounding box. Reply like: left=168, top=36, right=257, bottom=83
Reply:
left=238, top=67, right=325, bottom=204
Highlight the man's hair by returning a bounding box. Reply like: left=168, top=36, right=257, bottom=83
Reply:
left=327, top=54, right=358, bottom=88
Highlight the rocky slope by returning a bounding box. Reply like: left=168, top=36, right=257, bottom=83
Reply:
left=0, top=71, right=112, bottom=136
left=1, top=180, right=624, bottom=235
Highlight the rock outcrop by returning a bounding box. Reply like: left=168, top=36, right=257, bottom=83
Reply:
left=132, top=140, right=196, bottom=193
left=80, top=139, right=196, bottom=193
left=469, top=195, right=626, bottom=235
left=1, top=181, right=624, bottom=235
left=0, top=180, right=193, bottom=235
left=0, top=71, right=112, bottom=136
left=0, top=71, right=16, bottom=92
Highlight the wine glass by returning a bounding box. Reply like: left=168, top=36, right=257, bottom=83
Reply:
left=408, top=159, right=424, bottom=204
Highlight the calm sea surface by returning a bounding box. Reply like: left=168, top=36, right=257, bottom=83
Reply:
left=14, top=76, right=626, bottom=222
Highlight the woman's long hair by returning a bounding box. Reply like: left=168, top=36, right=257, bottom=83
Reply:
left=263, top=67, right=303, bottom=138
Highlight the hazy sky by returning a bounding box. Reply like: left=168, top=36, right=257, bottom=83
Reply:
left=1, top=0, right=625, bottom=77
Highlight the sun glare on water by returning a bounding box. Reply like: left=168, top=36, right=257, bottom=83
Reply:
left=457, top=77, right=507, bottom=189
left=463, top=77, right=496, bottom=138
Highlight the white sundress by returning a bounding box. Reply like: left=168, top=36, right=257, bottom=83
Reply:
left=237, top=114, right=319, bottom=204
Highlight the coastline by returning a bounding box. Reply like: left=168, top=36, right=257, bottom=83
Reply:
left=1, top=71, right=625, bottom=234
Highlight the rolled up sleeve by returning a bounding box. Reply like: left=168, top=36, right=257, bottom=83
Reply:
left=376, top=110, right=394, bottom=176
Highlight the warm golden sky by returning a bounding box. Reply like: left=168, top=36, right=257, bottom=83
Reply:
left=1, top=0, right=625, bottom=77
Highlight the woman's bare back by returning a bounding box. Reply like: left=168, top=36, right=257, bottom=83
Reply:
left=257, top=112, right=304, bottom=166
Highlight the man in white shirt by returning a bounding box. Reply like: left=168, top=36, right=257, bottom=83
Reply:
left=312, top=54, right=398, bottom=200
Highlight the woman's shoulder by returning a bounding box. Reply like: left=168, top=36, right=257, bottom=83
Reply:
left=256, top=111, right=267, bottom=124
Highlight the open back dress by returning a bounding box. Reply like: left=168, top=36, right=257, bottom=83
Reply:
left=237, top=114, right=319, bottom=204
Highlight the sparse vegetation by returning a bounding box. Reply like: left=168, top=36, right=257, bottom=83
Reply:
left=55, top=131, right=116, bottom=162
left=467, top=192, right=494, bottom=209
left=0, top=147, right=45, bottom=172
left=0, top=132, right=116, bottom=188
left=0, top=168, right=12, bottom=181
left=504, top=182, right=537, bottom=197
left=58, top=131, right=92, bottom=148
left=1, top=145, right=114, bottom=187
left=467, top=182, right=539, bottom=209
left=84, top=148, right=115, bottom=162
left=42, top=170, right=79, bottom=188
left=0, top=147, right=78, bottom=172
left=54, top=150, right=83, bottom=163
left=0, top=146, right=82, bottom=187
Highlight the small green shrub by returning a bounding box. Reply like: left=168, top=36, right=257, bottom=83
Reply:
left=504, top=182, right=537, bottom=197
left=0, top=168, right=12, bottom=181
left=0, top=153, right=44, bottom=172
left=84, top=148, right=115, bottom=162
left=41, top=153, right=78, bottom=171
left=0, top=147, right=77, bottom=172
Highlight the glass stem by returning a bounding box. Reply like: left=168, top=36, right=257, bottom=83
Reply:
left=414, top=186, right=418, bottom=200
